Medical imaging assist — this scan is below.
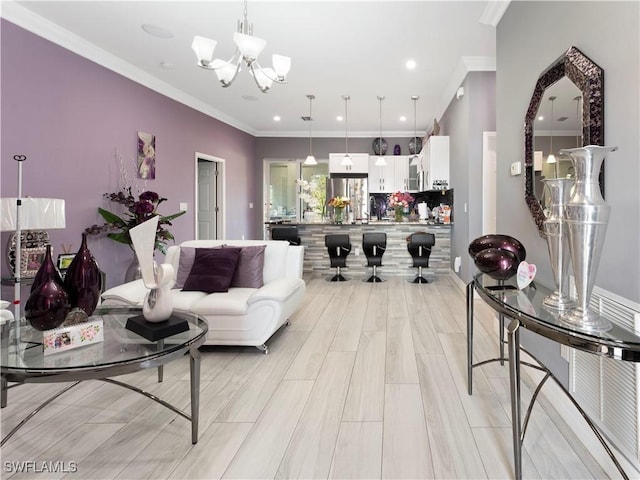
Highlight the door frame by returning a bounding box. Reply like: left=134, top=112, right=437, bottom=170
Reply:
left=195, top=152, right=225, bottom=240
left=482, top=131, right=497, bottom=235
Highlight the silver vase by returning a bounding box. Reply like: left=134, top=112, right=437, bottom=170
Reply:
left=542, top=178, right=575, bottom=310
left=560, top=145, right=617, bottom=332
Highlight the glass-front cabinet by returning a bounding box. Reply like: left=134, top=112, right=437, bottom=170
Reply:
left=264, top=159, right=329, bottom=224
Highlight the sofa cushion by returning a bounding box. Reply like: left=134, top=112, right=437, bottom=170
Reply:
left=183, top=247, right=241, bottom=293
left=231, top=245, right=266, bottom=288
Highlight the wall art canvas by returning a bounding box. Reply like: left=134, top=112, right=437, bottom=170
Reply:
left=137, top=131, right=156, bottom=179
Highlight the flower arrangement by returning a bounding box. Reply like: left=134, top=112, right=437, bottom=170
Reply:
left=388, top=191, right=415, bottom=221
left=85, top=187, right=185, bottom=254
left=328, top=196, right=351, bottom=209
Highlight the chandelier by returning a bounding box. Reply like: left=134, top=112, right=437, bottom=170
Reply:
left=191, top=0, right=291, bottom=93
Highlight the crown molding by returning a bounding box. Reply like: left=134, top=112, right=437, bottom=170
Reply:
left=479, top=1, right=511, bottom=27
left=258, top=130, right=427, bottom=138
left=1, top=1, right=257, bottom=136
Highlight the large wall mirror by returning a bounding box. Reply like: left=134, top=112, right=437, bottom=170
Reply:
left=524, top=46, right=604, bottom=234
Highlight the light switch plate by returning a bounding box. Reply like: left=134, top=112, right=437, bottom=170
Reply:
left=179, top=202, right=188, bottom=211
left=510, top=162, right=522, bottom=176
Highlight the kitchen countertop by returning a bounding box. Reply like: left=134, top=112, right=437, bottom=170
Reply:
left=266, top=221, right=452, bottom=226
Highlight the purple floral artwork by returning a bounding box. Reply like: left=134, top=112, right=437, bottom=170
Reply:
left=137, top=131, right=156, bottom=179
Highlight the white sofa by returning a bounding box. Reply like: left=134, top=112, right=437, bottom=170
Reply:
left=101, top=240, right=305, bottom=353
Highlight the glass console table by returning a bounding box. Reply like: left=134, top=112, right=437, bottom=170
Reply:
left=467, top=273, right=640, bottom=480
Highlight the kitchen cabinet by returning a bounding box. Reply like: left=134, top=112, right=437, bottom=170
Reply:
left=329, top=153, right=369, bottom=174
left=368, top=155, right=419, bottom=192
left=419, top=136, right=449, bottom=190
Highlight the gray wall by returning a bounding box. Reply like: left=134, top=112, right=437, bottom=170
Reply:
left=439, top=71, right=497, bottom=281
left=497, top=1, right=640, bottom=384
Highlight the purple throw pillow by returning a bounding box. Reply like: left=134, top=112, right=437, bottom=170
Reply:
left=182, top=247, right=241, bottom=293
left=229, top=245, right=266, bottom=288
left=175, top=246, right=196, bottom=289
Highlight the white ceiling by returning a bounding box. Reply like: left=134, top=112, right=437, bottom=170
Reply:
left=3, top=1, right=504, bottom=137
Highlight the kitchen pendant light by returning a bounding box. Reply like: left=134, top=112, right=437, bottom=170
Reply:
left=303, top=94, right=317, bottom=165
left=374, top=96, right=387, bottom=166
left=410, top=96, right=421, bottom=166
left=341, top=95, right=353, bottom=166
left=546, top=96, right=558, bottom=178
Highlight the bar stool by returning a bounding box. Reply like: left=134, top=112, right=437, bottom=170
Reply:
left=325, top=234, right=351, bottom=282
left=362, top=232, right=387, bottom=282
left=271, top=226, right=301, bottom=246
left=407, top=232, right=435, bottom=283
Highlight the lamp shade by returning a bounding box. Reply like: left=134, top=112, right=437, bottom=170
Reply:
left=212, top=59, right=239, bottom=84
left=341, top=154, right=353, bottom=166
left=1, top=198, right=66, bottom=231
left=234, top=32, right=266, bottom=61
left=192, top=36, right=217, bottom=66
left=272, top=54, right=291, bottom=79
left=251, top=67, right=274, bottom=90
left=546, top=154, right=557, bottom=164
left=304, top=155, right=317, bottom=166
left=374, top=156, right=387, bottom=166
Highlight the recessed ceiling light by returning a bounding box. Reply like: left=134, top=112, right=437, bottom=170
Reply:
left=400, top=116, right=407, bottom=122
left=160, top=62, right=174, bottom=69
left=141, top=24, right=174, bottom=39
left=538, top=116, right=544, bottom=121
left=336, top=115, right=344, bottom=122
left=273, top=116, right=281, bottom=122
left=242, top=95, right=259, bottom=102
left=406, top=59, right=416, bottom=70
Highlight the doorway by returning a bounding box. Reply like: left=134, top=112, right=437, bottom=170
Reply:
left=196, top=153, right=225, bottom=240
left=482, top=131, right=497, bottom=235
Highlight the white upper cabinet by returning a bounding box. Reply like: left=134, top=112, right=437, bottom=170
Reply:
left=420, top=136, right=450, bottom=190
left=329, top=153, right=369, bottom=174
left=368, top=155, right=418, bottom=192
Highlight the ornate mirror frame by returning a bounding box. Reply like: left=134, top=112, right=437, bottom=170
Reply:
left=524, top=46, right=604, bottom=234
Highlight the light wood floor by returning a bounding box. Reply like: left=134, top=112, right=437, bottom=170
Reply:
left=2, top=273, right=638, bottom=479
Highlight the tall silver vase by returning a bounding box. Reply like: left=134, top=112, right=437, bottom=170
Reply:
left=542, top=178, right=575, bottom=310
left=560, top=145, right=617, bottom=332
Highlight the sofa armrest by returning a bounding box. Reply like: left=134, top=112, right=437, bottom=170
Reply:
left=286, top=245, right=304, bottom=278
left=248, top=277, right=305, bottom=304
left=101, top=279, right=148, bottom=305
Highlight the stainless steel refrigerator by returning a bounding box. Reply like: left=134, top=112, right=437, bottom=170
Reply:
left=327, top=174, right=368, bottom=222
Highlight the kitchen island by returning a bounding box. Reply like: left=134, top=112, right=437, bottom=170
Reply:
left=266, top=222, right=451, bottom=280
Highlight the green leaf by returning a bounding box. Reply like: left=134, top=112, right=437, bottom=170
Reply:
left=97, top=208, right=127, bottom=226
left=160, top=211, right=186, bottom=223
left=106, top=232, right=130, bottom=245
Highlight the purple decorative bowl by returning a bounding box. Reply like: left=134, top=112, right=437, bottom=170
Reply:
left=473, top=248, right=519, bottom=281
left=468, top=234, right=526, bottom=263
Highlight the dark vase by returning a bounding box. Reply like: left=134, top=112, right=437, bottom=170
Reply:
left=30, top=245, right=64, bottom=293
left=63, top=233, right=101, bottom=317
left=25, top=249, right=70, bottom=331
left=468, top=234, right=526, bottom=263
left=473, top=248, right=519, bottom=281
left=394, top=144, right=401, bottom=155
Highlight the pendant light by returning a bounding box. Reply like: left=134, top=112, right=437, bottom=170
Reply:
left=341, top=95, right=353, bottom=166
left=303, top=94, right=317, bottom=165
left=374, top=96, right=387, bottom=166
left=410, top=95, right=420, bottom=166
left=546, top=96, right=557, bottom=178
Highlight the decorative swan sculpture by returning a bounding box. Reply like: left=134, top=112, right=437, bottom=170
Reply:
left=128, top=216, right=174, bottom=322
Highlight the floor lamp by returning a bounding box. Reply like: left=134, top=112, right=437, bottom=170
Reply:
left=1, top=155, right=66, bottom=323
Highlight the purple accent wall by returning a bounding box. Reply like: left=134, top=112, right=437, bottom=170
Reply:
left=1, top=20, right=257, bottom=289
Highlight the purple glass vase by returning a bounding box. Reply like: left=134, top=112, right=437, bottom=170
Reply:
left=25, top=246, right=70, bottom=331
left=63, top=233, right=101, bottom=317
left=30, top=244, right=64, bottom=293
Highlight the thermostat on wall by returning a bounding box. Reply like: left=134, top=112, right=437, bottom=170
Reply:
left=510, top=162, right=522, bottom=176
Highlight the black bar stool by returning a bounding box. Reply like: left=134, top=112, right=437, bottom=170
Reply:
left=407, top=232, right=435, bottom=283
left=325, top=234, right=351, bottom=282
left=271, top=226, right=301, bottom=246
left=362, top=232, right=387, bottom=282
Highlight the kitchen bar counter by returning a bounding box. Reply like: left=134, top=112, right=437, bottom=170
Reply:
left=266, top=222, right=451, bottom=279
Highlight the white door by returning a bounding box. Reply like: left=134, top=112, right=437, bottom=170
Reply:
left=197, top=158, right=222, bottom=239
left=482, top=132, right=497, bottom=234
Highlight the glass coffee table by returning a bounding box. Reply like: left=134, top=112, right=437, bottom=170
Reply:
left=1, top=306, right=208, bottom=446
